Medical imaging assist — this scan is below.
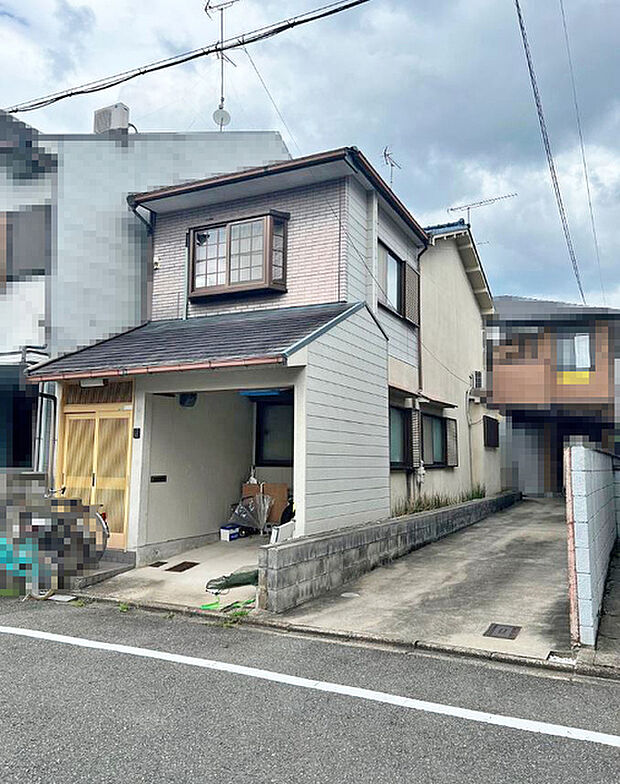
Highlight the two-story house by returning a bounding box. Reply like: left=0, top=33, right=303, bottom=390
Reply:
left=27, top=147, right=428, bottom=564
left=1, top=105, right=289, bottom=472
left=413, top=220, right=501, bottom=503
left=486, top=295, right=620, bottom=495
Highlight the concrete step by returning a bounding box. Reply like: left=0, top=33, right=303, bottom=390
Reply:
left=100, top=548, right=136, bottom=566
left=68, top=562, right=134, bottom=590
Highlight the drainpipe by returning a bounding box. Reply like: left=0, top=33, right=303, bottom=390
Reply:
left=127, top=199, right=155, bottom=322
left=183, top=232, right=190, bottom=320
left=37, top=390, right=58, bottom=488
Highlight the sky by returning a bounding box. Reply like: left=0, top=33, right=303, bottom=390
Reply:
left=1, top=0, right=618, bottom=307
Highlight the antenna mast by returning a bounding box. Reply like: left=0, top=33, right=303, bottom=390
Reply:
left=205, top=0, right=240, bottom=130
left=382, top=146, right=402, bottom=187
left=447, top=192, right=517, bottom=224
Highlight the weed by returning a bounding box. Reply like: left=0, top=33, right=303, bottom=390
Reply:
left=118, top=602, right=130, bottom=613
left=71, top=598, right=86, bottom=608
left=391, top=484, right=487, bottom=517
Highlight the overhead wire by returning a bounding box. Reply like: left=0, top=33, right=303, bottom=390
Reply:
left=244, top=47, right=474, bottom=389
left=513, top=0, right=586, bottom=304
left=558, top=0, right=606, bottom=305
left=4, top=0, right=371, bottom=113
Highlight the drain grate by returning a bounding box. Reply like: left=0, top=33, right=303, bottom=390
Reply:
left=165, top=561, right=199, bottom=573
left=483, top=623, right=521, bottom=640
left=149, top=561, right=167, bottom=568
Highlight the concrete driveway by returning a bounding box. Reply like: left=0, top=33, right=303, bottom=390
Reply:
left=282, top=498, right=572, bottom=660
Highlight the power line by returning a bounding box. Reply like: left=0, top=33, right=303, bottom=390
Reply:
left=513, top=0, right=586, bottom=305
left=4, top=0, right=371, bottom=114
left=243, top=48, right=299, bottom=146
left=558, top=0, right=606, bottom=305
left=245, top=48, right=473, bottom=388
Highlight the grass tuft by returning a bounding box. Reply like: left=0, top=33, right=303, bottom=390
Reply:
left=391, top=484, right=486, bottom=517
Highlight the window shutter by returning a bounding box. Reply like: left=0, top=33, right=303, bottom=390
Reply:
left=483, top=415, right=499, bottom=448
left=445, top=417, right=458, bottom=466
left=411, top=408, right=421, bottom=468
left=404, top=264, right=420, bottom=325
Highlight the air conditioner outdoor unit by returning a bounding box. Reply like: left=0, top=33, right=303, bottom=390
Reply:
left=93, top=103, right=129, bottom=134
left=471, top=370, right=483, bottom=389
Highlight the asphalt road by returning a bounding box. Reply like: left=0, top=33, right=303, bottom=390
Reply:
left=0, top=598, right=619, bottom=783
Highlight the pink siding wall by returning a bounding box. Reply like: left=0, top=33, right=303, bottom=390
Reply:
left=151, top=179, right=348, bottom=320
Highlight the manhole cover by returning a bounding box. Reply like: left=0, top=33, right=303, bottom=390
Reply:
left=149, top=561, right=167, bottom=568
left=483, top=623, right=521, bottom=640
left=165, top=561, right=199, bottom=573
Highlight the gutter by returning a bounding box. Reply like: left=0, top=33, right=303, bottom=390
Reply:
left=27, top=355, right=285, bottom=383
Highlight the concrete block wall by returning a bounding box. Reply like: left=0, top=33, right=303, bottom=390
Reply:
left=258, top=490, right=520, bottom=613
left=566, top=445, right=618, bottom=646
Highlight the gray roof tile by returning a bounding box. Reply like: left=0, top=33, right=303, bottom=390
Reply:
left=29, top=302, right=356, bottom=379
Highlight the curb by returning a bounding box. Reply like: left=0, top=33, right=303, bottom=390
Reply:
left=66, top=589, right=620, bottom=683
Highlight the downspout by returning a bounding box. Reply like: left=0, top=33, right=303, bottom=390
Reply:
left=37, top=391, right=58, bottom=489
left=416, top=242, right=429, bottom=394
left=127, top=199, right=155, bottom=322
left=183, top=231, right=190, bottom=320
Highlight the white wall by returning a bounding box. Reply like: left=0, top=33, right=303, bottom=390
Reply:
left=144, top=391, right=253, bottom=547
left=419, top=235, right=501, bottom=499
left=126, top=364, right=304, bottom=553
left=0, top=279, right=46, bottom=356
left=566, top=445, right=617, bottom=646
left=302, top=306, right=390, bottom=534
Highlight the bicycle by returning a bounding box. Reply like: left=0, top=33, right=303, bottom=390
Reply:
left=22, top=486, right=111, bottom=599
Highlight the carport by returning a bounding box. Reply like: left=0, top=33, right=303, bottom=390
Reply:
left=282, top=497, right=572, bottom=659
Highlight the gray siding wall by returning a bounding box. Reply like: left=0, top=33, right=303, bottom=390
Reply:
left=303, top=306, right=390, bottom=534
left=346, top=181, right=420, bottom=369
left=151, top=179, right=347, bottom=320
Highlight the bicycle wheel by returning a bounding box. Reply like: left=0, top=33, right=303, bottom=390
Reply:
left=95, top=512, right=110, bottom=561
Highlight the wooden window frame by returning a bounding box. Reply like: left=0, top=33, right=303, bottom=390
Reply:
left=189, top=210, right=289, bottom=299
left=389, top=405, right=412, bottom=470
left=255, top=400, right=294, bottom=467
left=421, top=413, right=447, bottom=468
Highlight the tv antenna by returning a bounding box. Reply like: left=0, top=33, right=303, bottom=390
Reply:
left=447, top=192, right=517, bottom=224
left=205, top=0, right=241, bottom=129
left=382, top=146, right=401, bottom=187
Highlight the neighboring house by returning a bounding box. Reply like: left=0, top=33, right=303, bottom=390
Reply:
left=485, top=295, right=620, bottom=495
left=28, top=147, right=429, bottom=562
left=410, top=220, right=501, bottom=504
left=0, top=105, right=290, bottom=470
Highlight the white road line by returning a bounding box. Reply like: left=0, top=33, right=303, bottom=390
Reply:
left=1, top=625, right=618, bottom=749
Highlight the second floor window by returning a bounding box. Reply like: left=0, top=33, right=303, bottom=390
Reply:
left=378, top=242, right=420, bottom=324
left=556, top=331, right=592, bottom=371
left=190, top=212, right=288, bottom=298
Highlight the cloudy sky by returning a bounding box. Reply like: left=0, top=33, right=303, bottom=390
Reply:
left=1, top=0, right=618, bottom=306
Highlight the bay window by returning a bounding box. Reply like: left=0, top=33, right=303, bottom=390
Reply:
left=190, top=211, right=288, bottom=297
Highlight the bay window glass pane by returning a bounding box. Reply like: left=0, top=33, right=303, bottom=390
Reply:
left=195, top=227, right=225, bottom=288
left=390, top=407, right=405, bottom=464
left=272, top=219, right=285, bottom=282
left=230, top=219, right=264, bottom=284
